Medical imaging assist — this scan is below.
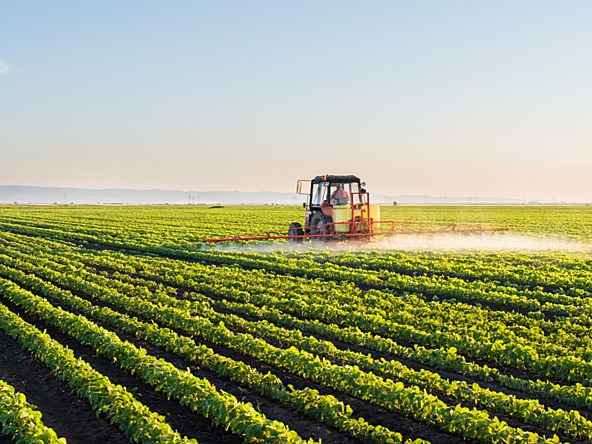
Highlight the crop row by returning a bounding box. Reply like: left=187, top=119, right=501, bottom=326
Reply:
left=30, top=240, right=592, bottom=411
left=32, top=241, right=592, bottom=359
left=0, top=298, right=196, bottom=443
left=81, top=249, right=592, bottom=383
left=283, top=249, right=592, bottom=297
left=2, top=204, right=592, bottom=244
left=6, top=204, right=591, bottom=299
left=3, top=219, right=591, bottom=324
left=0, top=277, right=314, bottom=444
left=0, top=251, right=576, bottom=443
left=4, top=233, right=592, bottom=388
left=0, top=259, right=421, bottom=444
left=3, top=232, right=582, bottom=405
left=176, top=248, right=591, bottom=317
left=0, top=377, right=66, bottom=444
left=32, top=238, right=592, bottom=354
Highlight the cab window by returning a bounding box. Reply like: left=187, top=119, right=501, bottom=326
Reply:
left=312, top=181, right=329, bottom=205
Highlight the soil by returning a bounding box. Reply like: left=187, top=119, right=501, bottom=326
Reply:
left=0, top=331, right=130, bottom=444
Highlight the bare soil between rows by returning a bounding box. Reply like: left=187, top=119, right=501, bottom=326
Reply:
left=0, top=330, right=130, bottom=444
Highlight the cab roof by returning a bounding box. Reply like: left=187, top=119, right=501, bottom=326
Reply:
left=311, top=175, right=360, bottom=184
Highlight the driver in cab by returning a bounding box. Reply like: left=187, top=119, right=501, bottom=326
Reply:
left=330, top=184, right=349, bottom=205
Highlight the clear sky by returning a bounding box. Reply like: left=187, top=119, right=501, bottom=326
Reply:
left=1, top=1, right=591, bottom=201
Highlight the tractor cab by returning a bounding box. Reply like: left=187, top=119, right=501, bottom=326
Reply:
left=306, top=175, right=367, bottom=208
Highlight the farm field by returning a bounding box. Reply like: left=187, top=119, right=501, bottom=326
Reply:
left=1, top=204, right=592, bottom=444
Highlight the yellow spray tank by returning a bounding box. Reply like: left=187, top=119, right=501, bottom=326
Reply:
left=332, top=204, right=352, bottom=233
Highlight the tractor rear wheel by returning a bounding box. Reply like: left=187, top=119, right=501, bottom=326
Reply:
left=310, top=212, right=333, bottom=242
left=288, top=222, right=304, bottom=242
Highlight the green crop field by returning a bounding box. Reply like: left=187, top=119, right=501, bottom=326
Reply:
left=1, top=204, right=592, bottom=444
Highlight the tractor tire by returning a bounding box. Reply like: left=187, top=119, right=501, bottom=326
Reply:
left=310, top=212, right=333, bottom=242
left=288, top=222, right=304, bottom=242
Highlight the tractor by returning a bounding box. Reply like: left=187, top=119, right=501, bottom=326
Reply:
left=288, top=174, right=380, bottom=241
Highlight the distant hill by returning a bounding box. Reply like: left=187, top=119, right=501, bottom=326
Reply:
left=0, top=185, right=526, bottom=205
left=0, top=186, right=302, bottom=205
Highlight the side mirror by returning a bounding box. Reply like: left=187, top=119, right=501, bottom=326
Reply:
left=296, top=180, right=311, bottom=195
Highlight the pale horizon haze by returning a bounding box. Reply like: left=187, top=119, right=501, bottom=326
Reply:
left=1, top=2, right=591, bottom=202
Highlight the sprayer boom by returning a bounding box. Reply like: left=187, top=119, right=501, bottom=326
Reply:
left=202, top=221, right=508, bottom=243
left=202, top=174, right=508, bottom=244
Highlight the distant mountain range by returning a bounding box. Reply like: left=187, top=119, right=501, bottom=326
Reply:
left=0, top=185, right=533, bottom=205
left=0, top=186, right=299, bottom=205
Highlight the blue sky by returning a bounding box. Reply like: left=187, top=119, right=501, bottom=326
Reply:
left=1, top=1, right=591, bottom=201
